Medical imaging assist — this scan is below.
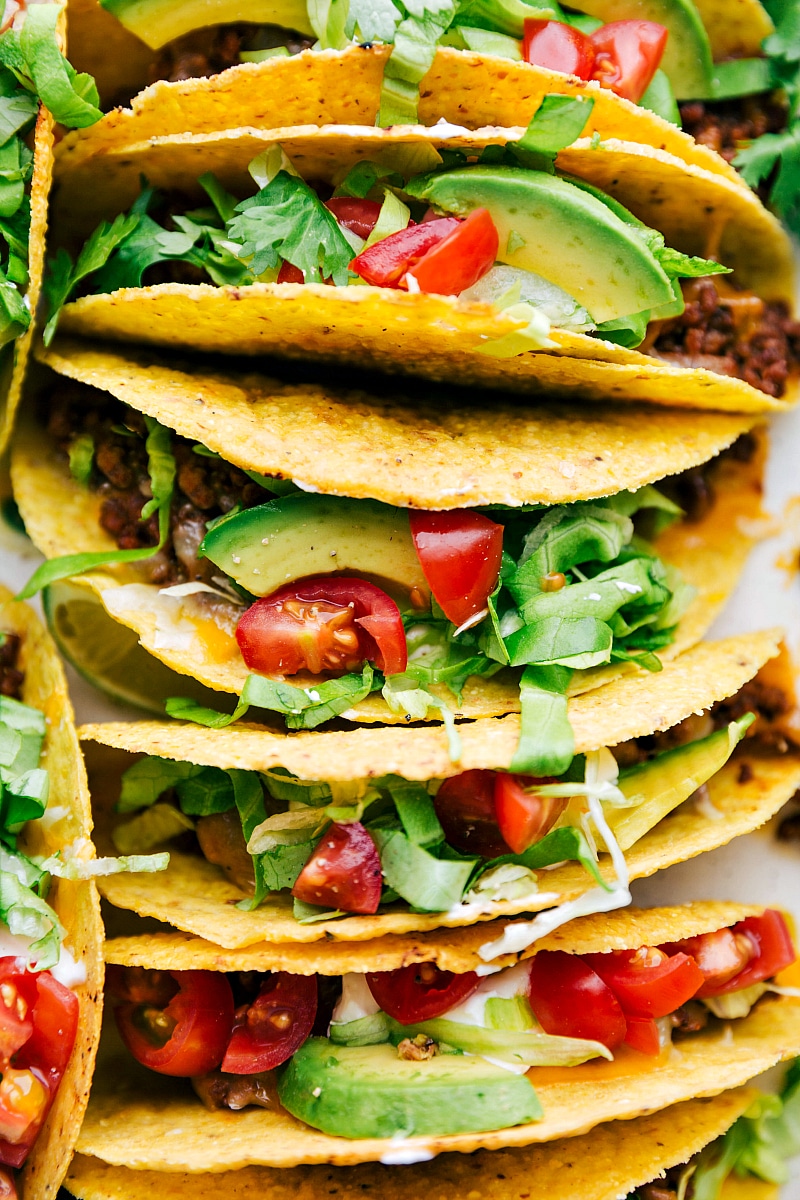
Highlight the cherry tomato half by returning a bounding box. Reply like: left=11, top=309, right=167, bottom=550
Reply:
left=0, top=966, right=79, bottom=1169
left=111, top=969, right=235, bottom=1078
left=405, top=208, right=499, bottom=296
left=366, top=962, right=480, bottom=1024
left=432, top=770, right=510, bottom=859
left=623, top=1015, right=661, bottom=1056
left=522, top=19, right=595, bottom=79
left=236, top=576, right=407, bottom=677
left=0, top=961, right=36, bottom=1062
left=493, top=774, right=564, bottom=855
left=589, top=20, right=668, bottom=103
left=325, top=197, right=383, bottom=241
left=350, top=218, right=461, bottom=288
left=528, top=951, right=627, bottom=1050
left=222, top=973, right=317, bottom=1073
left=673, top=911, right=796, bottom=999
left=292, top=822, right=383, bottom=914
left=409, top=510, right=503, bottom=628
left=277, top=260, right=304, bottom=284
left=582, top=947, right=704, bottom=1018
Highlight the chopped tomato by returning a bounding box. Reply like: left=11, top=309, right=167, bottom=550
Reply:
left=0, top=961, right=36, bottom=1062
left=223, top=973, right=317, bottom=1073
left=0, top=967, right=80, bottom=1168
left=583, top=947, right=704, bottom=1018
left=406, top=208, right=499, bottom=296
left=589, top=20, right=668, bottom=103
left=236, top=576, right=407, bottom=677
left=409, top=510, right=503, bottom=628
left=522, top=19, right=595, bottom=79
left=366, top=962, right=479, bottom=1023
left=325, top=197, right=383, bottom=240
left=292, top=822, right=382, bottom=914
left=432, top=770, right=510, bottom=858
left=672, top=911, right=796, bottom=999
left=623, top=1015, right=661, bottom=1056
left=110, top=969, right=234, bottom=1078
left=277, top=261, right=304, bottom=284
left=493, top=774, right=564, bottom=855
left=350, top=218, right=461, bottom=288
left=528, top=951, right=627, bottom=1050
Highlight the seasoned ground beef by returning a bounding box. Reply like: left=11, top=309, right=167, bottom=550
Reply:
left=679, top=92, right=788, bottom=167
left=147, top=23, right=314, bottom=87
left=0, top=632, right=23, bottom=700
left=651, top=281, right=800, bottom=399
left=46, top=382, right=268, bottom=587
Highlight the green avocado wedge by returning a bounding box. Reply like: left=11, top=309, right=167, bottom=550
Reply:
left=602, top=714, right=755, bottom=850
left=278, top=1039, right=542, bottom=1138
left=566, top=0, right=715, bottom=99
left=99, top=0, right=315, bottom=50
left=405, top=167, right=674, bottom=324
left=200, top=493, right=428, bottom=600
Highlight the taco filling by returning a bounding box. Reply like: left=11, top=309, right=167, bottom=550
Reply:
left=24, top=378, right=732, bottom=771
left=102, top=908, right=796, bottom=1141
left=100, top=655, right=794, bottom=938
left=45, top=111, right=800, bottom=399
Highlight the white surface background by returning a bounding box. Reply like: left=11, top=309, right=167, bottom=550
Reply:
left=1, top=374, right=800, bottom=1191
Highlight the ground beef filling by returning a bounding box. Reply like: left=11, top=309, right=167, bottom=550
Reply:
left=679, top=92, right=788, bottom=166
left=649, top=281, right=800, bottom=399
left=0, top=632, right=23, bottom=700
left=147, top=23, right=314, bottom=86
left=47, top=382, right=268, bottom=587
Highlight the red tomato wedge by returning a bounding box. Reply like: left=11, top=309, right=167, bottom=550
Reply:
left=623, top=1015, right=661, bottom=1056
left=111, top=969, right=235, bottom=1078
left=582, top=947, right=704, bottom=1018
left=236, top=576, right=407, bottom=677
left=409, top=510, right=503, bottom=628
left=432, top=769, right=509, bottom=858
left=522, top=19, right=595, bottom=78
left=493, top=773, right=564, bottom=855
left=325, top=197, right=383, bottom=240
left=292, top=822, right=383, bottom=914
left=222, top=973, right=317, bottom=1074
left=672, top=911, right=796, bottom=999
left=528, top=951, right=627, bottom=1050
left=350, top=218, right=461, bottom=288
left=589, top=20, right=668, bottom=102
left=366, top=962, right=479, bottom=1023
left=406, top=208, right=499, bottom=296
left=0, top=965, right=79, bottom=1168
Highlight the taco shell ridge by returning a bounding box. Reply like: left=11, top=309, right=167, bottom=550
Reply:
left=0, top=586, right=104, bottom=1200
left=61, top=1086, right=764, bottom=1200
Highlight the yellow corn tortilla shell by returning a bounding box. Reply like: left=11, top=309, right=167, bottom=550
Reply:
left=103, top=901, right=767, bottom=974
left=0, top=587, right=104, bottom=1200
left=55, top=43, right=750, bottom=193
left=38, top=337, right=764, bottom=508
left=0, top=101, right=53, bottom=457
left=62, top=1088, right=762, bottom=1200
left=52, top=129, right=796, bottom=412
left=80, top=631, right=782, bottom=779
left=65, top=0, right=154, bottom=110
left=75, top=989, right=800, bottom=1169
left=84, top=734, right=800, bottom=948
left=10, top=400, right=766, bottom=704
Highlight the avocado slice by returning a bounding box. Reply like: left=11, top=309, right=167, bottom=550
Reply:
left=566, top=0, right=714, bottom=99
left=601, top=714, right=754, bottom=851
left=406, top=167, right=674, bottom=324
left=99, top=0, right=315, bottom=50
left=201, top=493, right=429, bottom=599
left=278, top=1039, right=542, bottom=1138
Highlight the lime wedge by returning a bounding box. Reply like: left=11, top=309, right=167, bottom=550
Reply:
left=43, top=580, right=235, bottom=716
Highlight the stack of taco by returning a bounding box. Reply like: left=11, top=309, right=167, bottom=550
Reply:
left=1, top=0, right=800, bottom=1194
